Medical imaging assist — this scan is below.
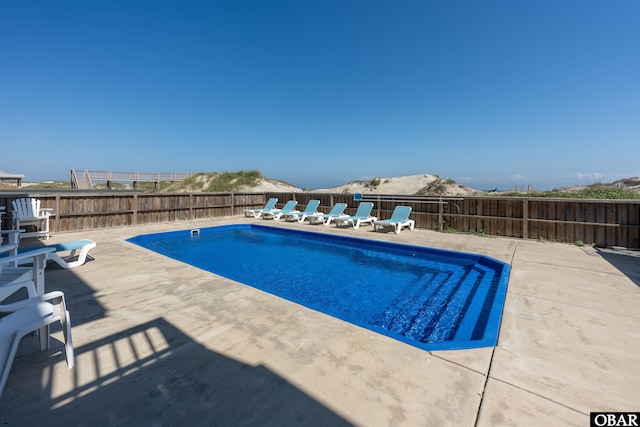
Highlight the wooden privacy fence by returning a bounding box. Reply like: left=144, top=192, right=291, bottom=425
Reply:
left=262, top=192, right=639, bottom=248
left=0, top=192, right=263, bottom=233
left=1, top=192, right=638, bottom=248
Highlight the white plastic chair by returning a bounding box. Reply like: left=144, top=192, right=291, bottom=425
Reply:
left=334, top=202, right=377, bottom=229
left=16, top=239, right=97, bottom=269
left=260, top=200, right=299, bottom=220
left=0, top=289, right=74, bottom=398
left=2, top=228, right=95, bottom=270
left=1, top=245, right=54, bottom=296
left=281, top=200, right=321, bottom=223
left=307, top=203, right=349, bottom=226
left=11, top=198, right=53, bottom=240
left=373, top=206, right=415, bottom=234
left=244, top=197, right=278, bottom=218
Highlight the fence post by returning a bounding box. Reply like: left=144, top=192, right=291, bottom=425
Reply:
left=522, top=199, right=528, bottom=239
left=55, top=195, right=61, bottom=233
left=438, top=197, right=443, bottom=231
left=133, top=194, right=138, bottom=226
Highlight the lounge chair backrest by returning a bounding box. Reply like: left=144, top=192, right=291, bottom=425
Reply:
left=263, top=198, right=278, bottom=210
left=353, top=202, right=374, bottom=217
left=304, top=200, right=321, bottom=213
left=328, top=203, right=348, bottom=216
left=12, top=198, right=40, bottom=218
left=280, top=200, right=298, bottom=212
left=390, top=206, right=412, bottom=221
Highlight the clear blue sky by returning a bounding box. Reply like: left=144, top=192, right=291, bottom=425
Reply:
left=1, top=0, right=638, bottom=190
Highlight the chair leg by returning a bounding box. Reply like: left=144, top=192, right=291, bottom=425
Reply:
left=62, top=310, right=75, bottom=368
left=0, top=337, right=22, bottom=398
left=38, top=324, right=51, bottom=351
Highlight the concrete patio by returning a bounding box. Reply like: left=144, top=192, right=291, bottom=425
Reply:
left=1, top=216, right=638, bottom=426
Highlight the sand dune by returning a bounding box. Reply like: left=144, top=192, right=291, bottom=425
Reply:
left=249, top=175, right=640, bottom=196
left=247, top=174, right=481, bottom=196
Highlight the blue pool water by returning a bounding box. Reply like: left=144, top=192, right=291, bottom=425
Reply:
left=127, top=224, right=510, bottom=351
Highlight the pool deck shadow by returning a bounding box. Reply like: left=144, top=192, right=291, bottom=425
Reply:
left=1, top=217, right=638, bottom=426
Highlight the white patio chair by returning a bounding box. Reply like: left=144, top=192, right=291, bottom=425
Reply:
left=281, top=199, right=321, bottom=223
left=0, top=288, right=74, bottom=398
left=373, top=206, right=415, bottom=234
left=11, top=198, right=53, bottom=240
left=307, top=203, right=349, bottom=226
left=260, top=200, right=299, bottom=220
left=1, top=244, right=54, bottom=296
left=13, top=239, right=97, bottom=269
left=244, top=197, right=278, bottom=218
left=334, top=202, right=377, bottom=229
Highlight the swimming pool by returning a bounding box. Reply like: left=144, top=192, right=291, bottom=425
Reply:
left=128, top=224, right=511, bottom=351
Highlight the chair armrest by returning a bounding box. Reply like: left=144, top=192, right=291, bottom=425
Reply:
left=0, top=290, right=65, bottom=312
left=0, top=247, right=56, bottom=265
left=0, top=230, right=23, bottom=235
left=0, top=280, right=39, bottom=307
left=0, top=230, right=23, bottom=246
left=0, top=243, right=18, bottom=255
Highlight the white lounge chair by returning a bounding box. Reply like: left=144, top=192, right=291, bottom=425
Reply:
left=19, top=239, right=97, bottom=269
left=3, top=235, right=96, bottom=269
left=281, top=200, right=321, bottom=222
left=11, top=198, right=53, bottom=240
left=0, top=288, right=74, bottom=398
left=334, top=202, right=377, bottom=229
left=307, top=203, right=349, bottom=226
left=373, top=206, right=415, bottom=234
left=244, top=198, right=278, bottom=218
left=261, top=200, right=298, bottom=220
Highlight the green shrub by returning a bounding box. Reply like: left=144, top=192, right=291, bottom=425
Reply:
left=501, top=184, right=639, bottom=199
left=207, top=170, right=262, bottom=192
left=180, top=173, right=206, bottom=188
